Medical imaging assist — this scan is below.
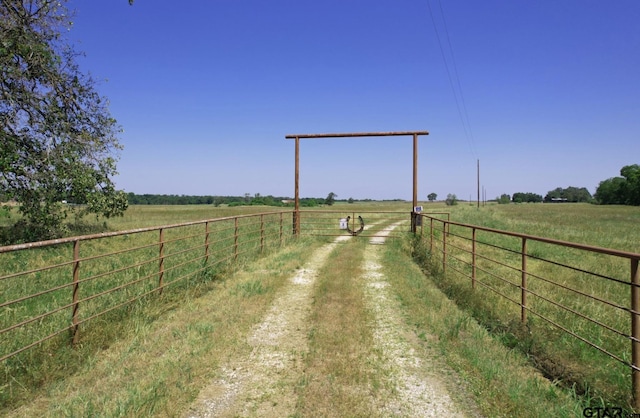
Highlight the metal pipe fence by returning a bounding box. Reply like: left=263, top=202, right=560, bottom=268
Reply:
left=0, top=211, right=292, bottom=363
left=420, top=213, right=640, bottom=409
left=4, top=207, right=638, bottom=407
left=0, top=209, right=435, bottom=365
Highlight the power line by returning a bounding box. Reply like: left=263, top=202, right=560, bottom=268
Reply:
left=427, top=0, right=478, bottom=160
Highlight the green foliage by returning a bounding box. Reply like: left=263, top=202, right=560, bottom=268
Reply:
left=126, top=193, right=290, bottom=207
left=301, top=198, right=322, bottom=207
left=1, top=0, right=127, bottom=242
left=620, top=164, right=640, bottom=205
left=544, top=186, right=592, bottom=203
left=325, top=192, right=337, bottom=206
left=427, top=192, right=437, bottom=201
left=232, top=280, right=267, bottom=297
left=445, top=193, right=458, bottom=206
left=497, top=193, right=511, bottom=204
left=595, top=164, right=640, bottom=205
left=595, top=177, right=627, bottom=205
left=512, top=192, right=543, bottom=203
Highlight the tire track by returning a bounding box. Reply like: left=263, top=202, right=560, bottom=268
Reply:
left=185, top=238, right=346, bottom=418
left=362, top=222, right=475, bottom=417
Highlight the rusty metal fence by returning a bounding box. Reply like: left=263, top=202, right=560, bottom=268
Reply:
left=0, top=209, right=441, bottom=365
left=5, top=207, right=639, bottom=405
left=0, top=211, right=293, bottom=363
left=420, top=213, right=640, bottom=408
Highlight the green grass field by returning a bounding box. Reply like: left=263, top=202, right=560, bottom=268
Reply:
left=1, top=201, right=639, bottom=414
left=416, top=202, right=640, bottom=410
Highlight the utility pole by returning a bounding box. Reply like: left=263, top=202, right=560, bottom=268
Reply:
left=477, top=159, right=480, bottom=209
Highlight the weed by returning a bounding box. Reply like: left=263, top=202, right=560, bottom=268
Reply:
left=232, top=280, right=267, bottom=297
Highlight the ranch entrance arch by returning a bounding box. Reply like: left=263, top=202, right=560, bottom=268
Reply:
left=285, top=131, right=429, bottom=235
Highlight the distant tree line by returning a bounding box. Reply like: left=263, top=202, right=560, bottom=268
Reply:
left=491, top=164, right=640, bottom=206
left=514, top=192, right=543, bottom=203
left=543, top=187, right=592, bottom=203
left=123, top=192, right=387, bottom=207
left=495, top=189, right=590, bottom=204
left=496, top=193, right=544, bottom=204
left=126, top=193, right=292, bottom=206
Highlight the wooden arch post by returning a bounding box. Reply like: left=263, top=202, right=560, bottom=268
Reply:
left=285, top=131, right=430, bottom=236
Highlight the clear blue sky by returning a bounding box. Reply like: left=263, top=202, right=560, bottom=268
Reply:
left=66, top=0, right=639, bottom=201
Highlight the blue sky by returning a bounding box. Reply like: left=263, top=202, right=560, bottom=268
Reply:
left=66, top=0, right=639, bottom=201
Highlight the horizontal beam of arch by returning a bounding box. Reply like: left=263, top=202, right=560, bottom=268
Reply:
left=285, top=131, right=429, bottom=139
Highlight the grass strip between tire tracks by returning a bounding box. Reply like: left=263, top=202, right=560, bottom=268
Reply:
left=294, top=238, right=388, bottom=417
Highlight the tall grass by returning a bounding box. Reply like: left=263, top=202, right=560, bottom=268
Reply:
left=0, top=209, right=294, bottom=409
left=416, top=203, right=640, bottom=410
left=450, top=203, right=640, bottom=253
left=1, top=236, right=323, bottom=416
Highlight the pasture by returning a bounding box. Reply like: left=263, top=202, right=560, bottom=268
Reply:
left=1, top=201, right=638, bottom=415
left=418, top=202, right=640, bottom=409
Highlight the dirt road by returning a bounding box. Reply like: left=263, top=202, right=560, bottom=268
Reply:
left=185, top=226, right=481, bottom=417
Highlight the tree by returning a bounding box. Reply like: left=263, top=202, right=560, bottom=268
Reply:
left=595, top=164, right=640, bottom=206
left=427, top=193, right=437, bottom=202
left=620, top=164, right=640, bottom=205
left=595, top=177, right=627, bottom=205
left=512, top=192, right=543, bottom=203
left=497, top=194, right=510, bottom=204
left=1, top=0, right=127, bottom=241
left=445, top=194, right=458, bottom=206
left=325, top=192, right=337, bottom=206
left=544, top=186, right=592, bottom=203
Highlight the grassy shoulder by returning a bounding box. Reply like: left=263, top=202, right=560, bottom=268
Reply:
left=383, top=236, right=587, bottom=417
left=423, top=203, right=637, bottom=409
left=2, top=237, right=323, bottom=417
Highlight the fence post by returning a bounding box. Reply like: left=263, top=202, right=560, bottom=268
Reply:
left=442, top=220, right=447, bottom=273
left=158, top=228, right=165, bottom=294
left=205, top=221, right=210, bottom=264
left=632, top=258, right=640, bottom=410
left=260, top=214, right=264, bottom=253
left=71, top=240, right=80, bottom=344
left=292, top=211, right=297, bottom=237
left=430, top=217, right=434, bottom=254
left=521, top=238, right=528, bottom=323
left=234, top=217, right=239, bottom=261
left=472, top=228, right=477, bottom=289
left=279, top=212, right=283, bottom=246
